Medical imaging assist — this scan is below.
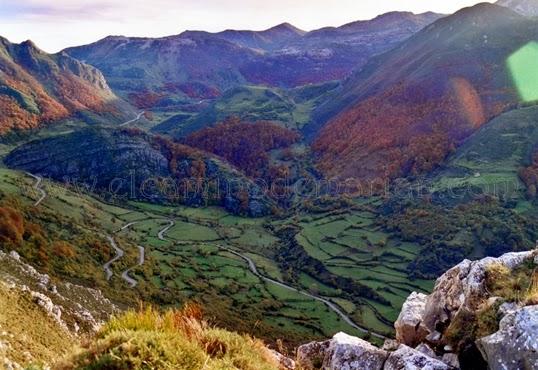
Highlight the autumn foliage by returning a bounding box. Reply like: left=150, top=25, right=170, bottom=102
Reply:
left=185, top=118, right=300, bottom=179
left=519, top=152, right=538, bottom=199
left=0, top=39, right=119, bottom=134
left=313, top=76, right=512, bottom=184
left=0, top=206, right=24, bottom=245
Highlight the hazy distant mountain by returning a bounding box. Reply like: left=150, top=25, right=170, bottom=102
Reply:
left=0, top=37, right=132, bottom=134
left=496, top=0, right=538, bottom=16
left=215, top=23, right=306, bottom=50
left=64, top=12, right=442, bottom=108
left=312, top=3, right=535, bottom=182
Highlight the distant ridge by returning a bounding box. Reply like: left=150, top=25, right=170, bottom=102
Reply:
left=497, top=0, right=538, bottom=16
left=63, top=11, right=442, bottom=109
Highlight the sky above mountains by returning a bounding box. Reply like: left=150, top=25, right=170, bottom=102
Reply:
left=2, top=0, right=494, bottom=52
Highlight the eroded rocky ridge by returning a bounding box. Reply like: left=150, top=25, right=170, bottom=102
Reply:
left=4, top=127, right=275, bottom=216
left=0, top=249, right=117, bottom=369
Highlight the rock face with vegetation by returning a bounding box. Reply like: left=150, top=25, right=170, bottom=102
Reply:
left=296, top=250, right=538, bottom=370
left=0, top=249, right=117, bottom=369
left=4, top=127, right=275, bottom=216
left=394, top=249, right=538, bottom=369
left=477, top=305, right=538, bottom=370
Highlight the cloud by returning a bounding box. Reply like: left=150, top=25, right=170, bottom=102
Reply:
left=0, top=1, right=117, bottom=21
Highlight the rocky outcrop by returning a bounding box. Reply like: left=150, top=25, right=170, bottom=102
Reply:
left=477, top=305, right=538, bottom=370
left=394, top=292, right=428, bottom=347
left=0, top=249, right=117, bottom=334
left=294, top=250, right=537, bottom=370
left=393, top=249, right=538, bottom=370
left=395, top=250, right=537, bottom=348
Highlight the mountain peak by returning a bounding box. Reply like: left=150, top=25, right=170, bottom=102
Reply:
left=20, top=39, right=39, bottom=50
left=264, top=22, right=305, bottom=35
left=496, top=0, right=538, bottom=16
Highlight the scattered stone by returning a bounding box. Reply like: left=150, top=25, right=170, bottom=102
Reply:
left=426, top=331, right=442, bottom=343
left=297, top=332, right=389, bottom=370
left=382, top=339, right=400, bottom=352
left=498, top=302, right=519, bottom=316
left=323, top=332, right=388, bottom=370
left=384, top=345, right=451, bottom=370
left=415, top=343, right=437, bottom=359
left=269, top=349, right=296, bottom=370
left=442, top=353, right=460, bottom=368
left=297, top=339, right=330, bottom=370
left=8, top=251, right=20, bottom=261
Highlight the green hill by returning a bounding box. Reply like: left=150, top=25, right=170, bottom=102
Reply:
left=430, top=105, right=538, bottom=199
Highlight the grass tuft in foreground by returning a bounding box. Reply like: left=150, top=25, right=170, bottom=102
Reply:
left=56, top=304, right=281, bottom=370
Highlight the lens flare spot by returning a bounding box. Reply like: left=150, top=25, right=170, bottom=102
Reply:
left=450, top=77, right=485, bottom=128
left=507, top=41, right=538, bottom=102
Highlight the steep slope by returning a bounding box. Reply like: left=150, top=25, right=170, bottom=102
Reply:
left=4, top=127, right=276, bottom=216
left=0, top=249, right=117, bottom=369
left=238, top=12, right=443, bottom=88
left=429, top=105, right=538, bottom=198
left=65, top=33, right=256, bottom=104
left=0, top=37, right=132, bottom=134
left=63, top=12, right=441, bottom=107
left=497, top=0, right=538, bottom=16
left=312, top=3, right=536, bottom=183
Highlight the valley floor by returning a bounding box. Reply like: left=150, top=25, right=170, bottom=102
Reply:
left=0, top=167, right=433, bottom=347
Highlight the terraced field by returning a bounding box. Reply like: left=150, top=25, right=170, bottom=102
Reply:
left=291, top=204, right=433, bottom=334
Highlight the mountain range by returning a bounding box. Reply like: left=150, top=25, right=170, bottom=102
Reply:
left=63, top=11, right=442, bottom=109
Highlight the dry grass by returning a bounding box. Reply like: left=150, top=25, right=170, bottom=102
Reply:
left=485, top=261, right=538, bottom=305
left=57, top=304, right=281, bottom=370
left=0, top=283, right=72, bottom=368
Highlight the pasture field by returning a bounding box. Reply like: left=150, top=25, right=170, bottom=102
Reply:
left=0, top=167, right=434, bottom=343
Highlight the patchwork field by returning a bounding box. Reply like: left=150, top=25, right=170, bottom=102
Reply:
left=291, top=204, right=433, bottom=335
left=0, top=165, right=433, bottom=344
left=0, top=168, right=389, bottom=344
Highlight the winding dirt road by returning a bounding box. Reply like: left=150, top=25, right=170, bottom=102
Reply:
left=121, top=245, right=145, bottom=288
left=117, top=221, right=139, bottom=233
left=119, top=111, right=145, bottom=127
left=103, top=236, right=125, bottom=281
left=103, top=221, right=146, bottom=286
left=157, top=220, right=174, bottom=241
left=26, top=172, right=46, bottom=207
left=219, top=246, right=387, bottom=340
